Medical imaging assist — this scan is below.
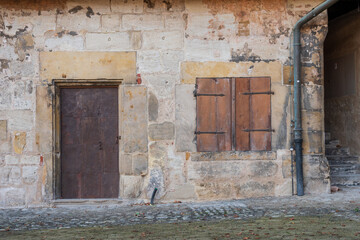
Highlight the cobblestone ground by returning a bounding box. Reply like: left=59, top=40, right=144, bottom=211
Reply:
left=0, top=187, right=359, bottom=232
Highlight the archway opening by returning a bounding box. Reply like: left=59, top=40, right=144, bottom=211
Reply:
left=324, top=0, right=360, bottom=187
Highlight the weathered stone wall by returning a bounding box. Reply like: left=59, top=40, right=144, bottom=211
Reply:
left=0, top=0, right=329, bottom=207
left=324, top=12, right=360, bottom=155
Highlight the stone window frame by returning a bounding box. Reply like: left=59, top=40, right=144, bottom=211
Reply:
left=52, top=79, right=123, bottom=199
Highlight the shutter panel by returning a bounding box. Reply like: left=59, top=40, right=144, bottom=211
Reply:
left=249, top=77, right=271, bottom=151
left=196, top=78, right=232, bottom=152
left=216, top=78, right=232, bottom=151
left=235, top=78, right=250, bottom=151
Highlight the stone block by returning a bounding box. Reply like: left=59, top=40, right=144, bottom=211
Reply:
left=142, top=74, right=175, bottom=99
left=111, top=0, right=144, bottom=13
left=8, top=110, right=33, bottom=131
left=130, top=31, right=142, bottom=50
left=165, top=14, right=185, bottom=30
left=120, top=154, right=133, bottom=175
left=66, top=0, right=111, bottom=14
left=120, top=175, right=143, bottom=198
left=133, top=154, right=148, bottom=175
left=146, top=168, right=165, bottom=199
left=21, top=155, right=39, bottom=165
left=22, top=166, right=38, bottom=184
left=157, top=98, right=176, bottom=123
left=137, top=50, right=163, bottom=73
left=40, top=52, right=136, bottom=83
left=0, top=120, right=7, bottom=141
left=249, top=161, right=278, bottom=178
left=303, top=131, right=323, bottom=154
left=36, top=86, right=52, bottom=153
left=122, top=15, right=163, bottom=30
left=184, top=39, right=231, bottom=62
left=5, top=155, right=19, bottom=165
left=302, top=111, right=322, bottom=131
left=237, top=181, right=275, bottom=198
left=142, top=31, right=183, bottom=49
left=175, top=84, right=196, bottom=152
left=303, top=155, right=329, bottom=179
left=85, top=32, right=131, bottom=50
left=164, top=183, right=197, bottom=200
left=101, top=14, right=121, bottom=32
left=271, top=84, right=291, bottom=150
left=45, top=35, right=84, bottom=51
left=0, top=166, right=21, bottom=185
left=302, top=84, right=323, bottom=111
left=149, top=141, right=167, bottom=167
left=283, top=65, right=294, bottom=85
left=161, top=50, right=184, bottom=73
left=191, top=151, right=277, bottom=161
left=4, top=188, right=25, bottom=207
left=0, top=80, right=12, bottom=110
left=304, top=178, right=330, bottom=194
left=188, top=161, right=245, bottom=180
left=180, top=61, right=282, bottom=84
left=193, top=181, right=237, bottom=200
left=149, top=122, right=175, bottom=140
left=186, top=14, right=213, bottom=37
left=148, top=92, right=159, bottom=122
left=13, top=80, right=34, bottom=110
left=57, top=13, right=101, bottom=32
left=3, top=14, right=56, bottom=37
left=144, top=0, right=185, bottom=12
left=122, top=86, right=148, bottom=153
left=13, top=132, right=26, bottom=154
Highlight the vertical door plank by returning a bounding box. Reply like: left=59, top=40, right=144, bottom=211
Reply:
left=235, top=78, right=250, bottom=151
left=196, top=79, right=218, bottom=151
left=216, top=78, right=232, bottom=151
left=250, top=77, right=271, bottom=151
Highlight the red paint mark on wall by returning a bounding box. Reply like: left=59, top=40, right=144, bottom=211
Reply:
left=40, top=155, right=44, bottom=166
left=137, top=74, right=142, bottom=84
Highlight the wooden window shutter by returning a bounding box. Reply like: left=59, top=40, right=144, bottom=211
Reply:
left=235, top=77, right=272, bottom=151
left=195, top=78, right=232, bottom=152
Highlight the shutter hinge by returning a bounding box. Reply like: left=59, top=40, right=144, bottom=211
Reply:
left=195, top=131, right=226, bottom=134
left=243, top=129, right=275, bottom=132
left=242, top=91, right=274, bottom=95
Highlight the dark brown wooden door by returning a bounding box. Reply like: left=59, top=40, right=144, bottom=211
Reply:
left=60, top=87, right=119, bottom=199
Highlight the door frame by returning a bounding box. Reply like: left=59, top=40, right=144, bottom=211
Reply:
left=52, top=79, right=123, bottom=199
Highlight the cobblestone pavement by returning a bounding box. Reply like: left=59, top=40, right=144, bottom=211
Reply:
left=1, top=187, right=359, bottom=232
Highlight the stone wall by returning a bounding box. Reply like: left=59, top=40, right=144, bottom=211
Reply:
left=0, top=0, right=329, bottom=207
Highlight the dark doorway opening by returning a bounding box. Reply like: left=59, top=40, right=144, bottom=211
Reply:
left=60, top=87, right=119, bottom=198
left=324, top=1, right=360, bottom=186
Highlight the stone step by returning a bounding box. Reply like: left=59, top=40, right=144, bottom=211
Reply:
left=327, top=156, right=360, bottom=165
left=326, top=140, right=341, bottom=147
left=330, top=175, right=360, bottom=186
left=330, top=164, right=360, bottom=175
left=325, top=147, right=350, bottom=155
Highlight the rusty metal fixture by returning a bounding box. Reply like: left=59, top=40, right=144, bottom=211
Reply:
left=293, top=0, right=339, bottom=196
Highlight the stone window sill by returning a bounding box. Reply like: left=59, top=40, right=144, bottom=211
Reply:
left=191, top=151, right=276, bottom=161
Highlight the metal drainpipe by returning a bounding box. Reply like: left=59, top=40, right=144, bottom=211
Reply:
left=293, top=0, right=339, bottom=196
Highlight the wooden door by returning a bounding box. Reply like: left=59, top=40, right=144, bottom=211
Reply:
left=60, top=87, right=119, bottom=198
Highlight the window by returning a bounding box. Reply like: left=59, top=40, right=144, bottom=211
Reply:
left=195, top=77, right=272, bottom=152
